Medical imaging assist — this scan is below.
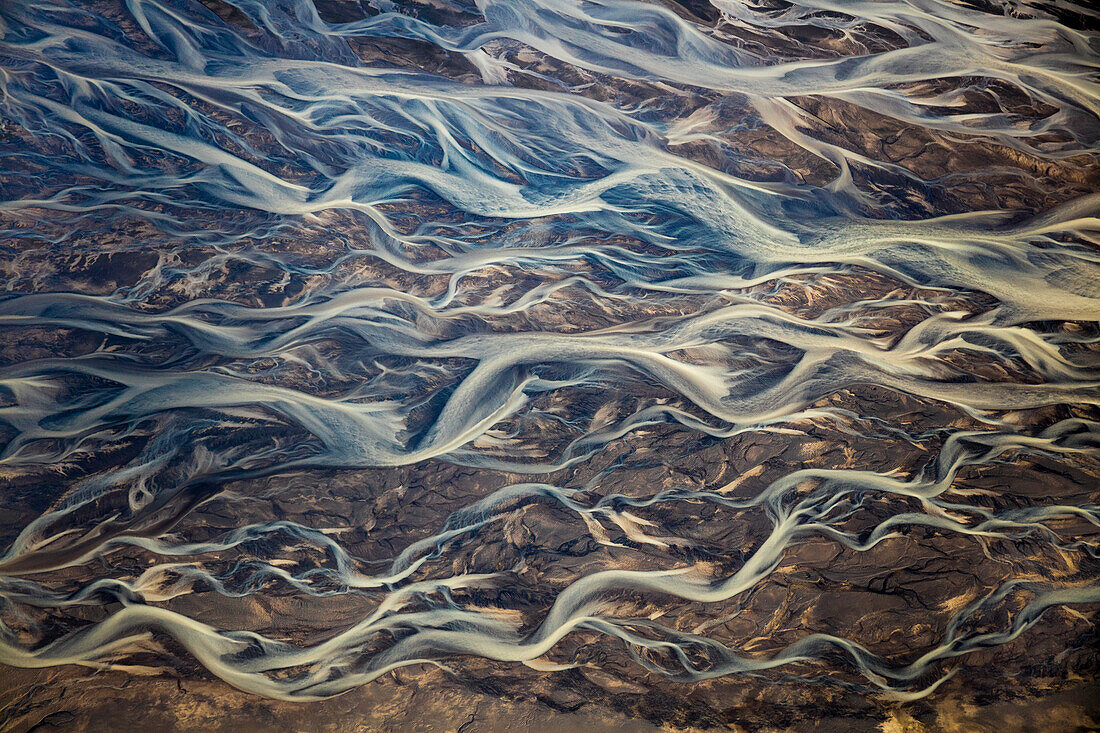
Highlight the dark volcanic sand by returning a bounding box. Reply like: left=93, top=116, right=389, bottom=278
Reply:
left=0, top=0, right=1099, bottom=731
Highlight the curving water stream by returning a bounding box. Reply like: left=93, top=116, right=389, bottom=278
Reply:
left=0, top=0, right=1098, bottom=728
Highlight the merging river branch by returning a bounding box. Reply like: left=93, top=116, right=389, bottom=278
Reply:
left=0, top=0, right=1097, bottom=709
